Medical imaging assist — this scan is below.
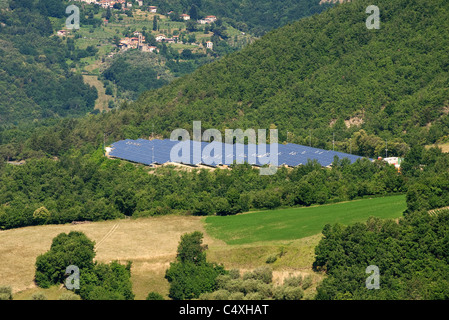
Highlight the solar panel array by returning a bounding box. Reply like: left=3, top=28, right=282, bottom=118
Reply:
left=108, top=139, right=369, bottom=167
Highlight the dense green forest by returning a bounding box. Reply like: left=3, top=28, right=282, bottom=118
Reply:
left=313, top=210, right=449, bottom=299
left=102, top=50, right=173, bottom=101
left=0, top=0, right=98, bottom=126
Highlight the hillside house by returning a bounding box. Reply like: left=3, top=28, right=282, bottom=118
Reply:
left=148, top=6, right=157, bottom=13
left=155, top=34, right=166, bottom=42
left=180, top=14, right=191, bottom=20
left=75, top=0, right=97, bottom=4
left=206, top=41, right=213, bottom=49
left=198, top=15, right=218, bottom=24
left=141, top=45, right=158, bottom=53
left=98, top=0, right=113, bottom=8
left=380, top=157, right=403, bottom=170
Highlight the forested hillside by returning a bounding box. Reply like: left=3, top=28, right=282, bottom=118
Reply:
left=4, top=0, right=446, bottom=160
left=143, top=0, right=332, bottom=36
left=129, top=0, right=449, bottom=149
left=0, top=0, right=98, bottom=126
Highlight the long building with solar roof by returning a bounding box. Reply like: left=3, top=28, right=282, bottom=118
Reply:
left=107, top=139, right=371, bottom=168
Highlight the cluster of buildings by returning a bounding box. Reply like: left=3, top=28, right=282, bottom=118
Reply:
left=98, top=0, right=128, bottom=9
left=68, top=2, right=216, bottom=51
left=154, top=34, right=213, bottom=49
left=73, top=0, right=219, bottom=25
left=119, top=32, right=158, bottom=52
left=74, top=0, right=144, bottom=9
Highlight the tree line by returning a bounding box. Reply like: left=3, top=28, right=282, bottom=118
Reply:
left=0, top=144, right=410, bottom=230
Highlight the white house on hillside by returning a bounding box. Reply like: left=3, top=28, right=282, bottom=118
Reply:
left=155, top=34, right=166, bottom=41
left=180, top=14, right=191, bottom=20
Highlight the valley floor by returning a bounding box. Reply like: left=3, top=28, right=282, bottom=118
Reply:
left=0, top=195, right=405, bottom=300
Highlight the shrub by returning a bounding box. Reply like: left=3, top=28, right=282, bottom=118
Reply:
left=242, top=266, right=272, bottom=284
left=228, top=269, right=240, bottom=279
left=58, top=292, right=81, bottom=300
left=31, top=292, right=48, bottom=300
left=211, top=289, right=230, bottom=300
left=283, top=286, right=304, bottom=300
left=0, top=293, right=11, bottom=300
left=265, top=253, right=278, bottom=264
left=228, top=292, right=245, bottom=300
left=198, top=292, right=214, bottom=300
left=224, top=279, right=243, bottom=293
left=302, top=275, right=313, bottom=290
left=216, top=274, right=232, bottom=289
left=256, top=282, right=273, bottom=299
left=240, top=279, right=261, bottom=295
left=0, top=286, right=12, bottom=300
left=273, top=286, right=304, bottom=300
left=166, top=261, right=226, bottom=300
left=243, top=292, right=263, bottom=300
left=146, top=292, right=164, bottom=300
left=33, top=206, right=51, bottom=224
left=283, top=275, right=303, bottom=287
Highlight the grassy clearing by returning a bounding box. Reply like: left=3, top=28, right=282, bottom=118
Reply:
left=13, top=285, right=78, bottom=300
left=0, top=215, right=221, bottom=300
left=425, top=142, right=449, bottom=153
left=205, top=195, right=407, bottom=245
left=1, top=196, right=405, bottom=299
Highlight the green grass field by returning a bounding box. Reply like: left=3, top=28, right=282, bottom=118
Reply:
left=205, top=195, right=407, bottom=245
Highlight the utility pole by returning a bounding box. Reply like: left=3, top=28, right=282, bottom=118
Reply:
left=309, top=129, right=312, bottom=147
left=333, top=133, right=335, bottom=151
left=152, top=123, right=155, bottom=164
left=385, top=139, right=388, bottom=158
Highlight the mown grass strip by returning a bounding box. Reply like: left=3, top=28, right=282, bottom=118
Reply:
left=205, top=195, right=407, bottom=245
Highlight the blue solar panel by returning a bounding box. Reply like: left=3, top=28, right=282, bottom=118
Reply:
left=109, top=139, right=371, bottom=168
